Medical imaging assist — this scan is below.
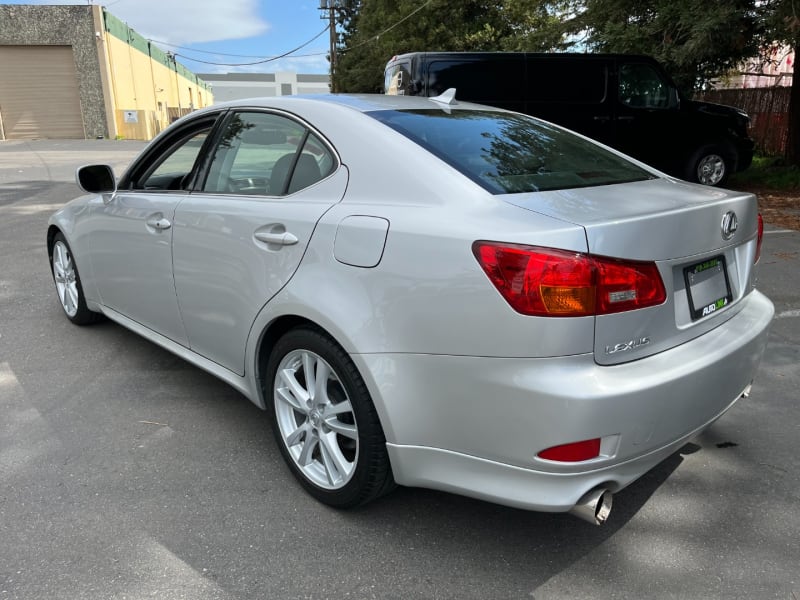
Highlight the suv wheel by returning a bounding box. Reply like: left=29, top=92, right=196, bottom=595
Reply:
left=687, top=144, right=735, bottom=186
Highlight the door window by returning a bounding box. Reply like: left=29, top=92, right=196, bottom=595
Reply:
left=384, top=62, right=411, bottom=95
left=618, top=63, right=677, bottom=109
left=138, top=130, right=210, bottom=190
left=525, top=59, right=607, bottom=104
left=427, top=58, right=526, bottom=102
left=202, top=112, right=336, bottom=196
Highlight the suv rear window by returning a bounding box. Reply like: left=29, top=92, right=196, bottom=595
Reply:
left=369, top=109, right=653, bottom=194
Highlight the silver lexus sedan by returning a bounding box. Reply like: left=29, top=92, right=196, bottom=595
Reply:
left=47, top=93, right=773, bottom=524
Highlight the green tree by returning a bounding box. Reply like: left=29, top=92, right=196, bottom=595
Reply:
left=563, top=0, right=761, bottom=93
left=334, top=0, right=522, bottom=92
left=757, top=0, right=800, bottom=164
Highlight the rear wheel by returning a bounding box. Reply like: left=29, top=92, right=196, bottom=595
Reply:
left=266, top=327, right=394, bottom=507
left=686, top=144, right=735, bottom=186
left=50, top=233, right=102, bottom=325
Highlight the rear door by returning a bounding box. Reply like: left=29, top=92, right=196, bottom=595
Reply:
left=172, top=110, right=346, bottom=375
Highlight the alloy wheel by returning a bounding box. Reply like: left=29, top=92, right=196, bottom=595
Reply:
left=52, top=240, right=79, bottom=317
left=273, top=349, right=359, bottom=489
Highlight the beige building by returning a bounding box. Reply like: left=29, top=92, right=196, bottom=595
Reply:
left=0, top=4, right=212, bottom=140
left=197, top=72, right=331, bottom=103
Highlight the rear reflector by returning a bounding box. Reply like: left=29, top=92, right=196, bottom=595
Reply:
left=538, top=438, right=601, bottom=462
left=472, top=242, right=666, bottom=317
left=755, top=213, right=764, bottom=264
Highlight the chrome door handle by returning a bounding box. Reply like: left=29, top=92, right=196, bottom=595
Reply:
left=254, top=231, right=299, bottom=246
left=146, top=217, right=172, bottom=230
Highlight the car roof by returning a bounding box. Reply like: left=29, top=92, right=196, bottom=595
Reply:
left=196, top=93, right=501, bottom=116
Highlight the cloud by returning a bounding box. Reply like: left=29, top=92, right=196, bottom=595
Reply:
left=17, top=0, right=270, bottom=45
left=108, top=0, right=270, bottom=45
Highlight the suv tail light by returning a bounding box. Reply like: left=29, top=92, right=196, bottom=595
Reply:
left=755, top=213, right=764, bottom=264
left=472, top=242, right=666, bottom=317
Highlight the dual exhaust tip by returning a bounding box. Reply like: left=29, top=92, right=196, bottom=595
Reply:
left=569, top=488, right=613, bottom=525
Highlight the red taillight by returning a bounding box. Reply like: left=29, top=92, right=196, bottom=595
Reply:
left=538, top=438, right=601, bottom=462
left=754, top=213, right=764, bottom=264
left=472, top=242, right=666, bottom=317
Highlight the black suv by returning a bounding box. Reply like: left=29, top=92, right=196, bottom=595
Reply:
left=384, top=52, right=754, bottom=186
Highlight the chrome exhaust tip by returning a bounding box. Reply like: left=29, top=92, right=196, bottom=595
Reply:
left=569, top=488, right=613, bottom=525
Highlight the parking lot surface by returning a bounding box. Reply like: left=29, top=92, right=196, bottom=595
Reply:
left=1, top=140, right=798, bottom=599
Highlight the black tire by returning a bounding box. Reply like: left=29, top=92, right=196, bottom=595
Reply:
left=686, top=144, right=735, bottom=186
left=49, top=232, right=103, bottom=325
left=266, top=326, right=395, bottom=508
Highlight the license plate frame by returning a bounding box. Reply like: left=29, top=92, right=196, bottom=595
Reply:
left=684, top=255, right=733, bottom=320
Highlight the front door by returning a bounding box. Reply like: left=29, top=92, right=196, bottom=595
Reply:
left=86, top=120, right=218, bottom=345
left=613, top=60, right=682, bottom=172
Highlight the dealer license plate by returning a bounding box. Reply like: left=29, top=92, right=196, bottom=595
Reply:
left=684, top=256, right=733, bottom=320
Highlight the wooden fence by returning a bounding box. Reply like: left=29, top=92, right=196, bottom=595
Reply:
left=695, top=87, right=790, bottom=156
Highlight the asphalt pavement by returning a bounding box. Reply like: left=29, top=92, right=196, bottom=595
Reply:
left=0, top=139, right=798, bottom=599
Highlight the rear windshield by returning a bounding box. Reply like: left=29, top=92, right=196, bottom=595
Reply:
left=369, top=109, right=653, bottom=194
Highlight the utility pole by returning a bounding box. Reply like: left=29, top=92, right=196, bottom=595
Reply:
left=320, top=0, right=346, bottom=93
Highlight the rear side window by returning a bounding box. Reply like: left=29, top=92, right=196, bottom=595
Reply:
left=525, top=59, right=607, bottom=104
left=427, top=59, right=526, bottom=106
left=370, top=109, right=653, bottom=194
left=202, top=112, right=336, bottom=196
left=618, top=63, right=677, bottom=109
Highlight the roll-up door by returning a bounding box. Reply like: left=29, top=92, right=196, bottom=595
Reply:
left=0, top=45, right=85, bottom=139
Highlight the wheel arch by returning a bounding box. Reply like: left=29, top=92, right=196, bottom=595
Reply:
left=46, top=224, right=63, bottom=262
left=252, top=312, right=396, bottom=442
left=254, top=314, right=338, bottom=409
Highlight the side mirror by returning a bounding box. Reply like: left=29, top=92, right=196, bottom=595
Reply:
left=76, top=164, right=116, bottom=194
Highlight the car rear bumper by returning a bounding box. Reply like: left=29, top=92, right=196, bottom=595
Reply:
left=355, top=290, right=773, bottom=512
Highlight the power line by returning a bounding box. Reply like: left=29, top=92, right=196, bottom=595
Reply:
left=298, top=0, right=436, bottom=58
left=342, top=0, right=433, bottom=54
left=147, top=39, right=278, bottom=59
left=172, top=25, right=330, bottom=67
left=153, top=0, right=434, bottom=68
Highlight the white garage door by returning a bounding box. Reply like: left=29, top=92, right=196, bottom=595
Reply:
left=0, top=45, right=85, bottom=139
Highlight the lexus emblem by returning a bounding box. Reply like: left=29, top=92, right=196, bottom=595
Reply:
left=721, top=211, right=738, bottom=240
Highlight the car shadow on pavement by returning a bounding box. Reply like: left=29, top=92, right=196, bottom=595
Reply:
left=327, top=443, right=688, bottom=594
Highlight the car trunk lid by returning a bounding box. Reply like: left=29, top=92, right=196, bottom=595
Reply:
left=500, top=178, right=761, bottom=364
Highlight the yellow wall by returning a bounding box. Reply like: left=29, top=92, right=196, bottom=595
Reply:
left=96, top=8, right=212, bottom=140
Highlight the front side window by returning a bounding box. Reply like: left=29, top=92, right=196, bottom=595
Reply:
left=202, top=112, right=335, bottom=196
left=132, top=127, right=212, bottom=190
left=618, top=63, right=677, bottom=109
left=384, top=62, right=411, bottom=95
left=370, top=109, right=653, bottom=194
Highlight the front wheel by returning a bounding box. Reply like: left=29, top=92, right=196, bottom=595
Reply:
left=686, top=144, right=735, bottom=186
left=266, top=327, right=394, bottom=508
left=50, top=233, right=102, bottom=325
